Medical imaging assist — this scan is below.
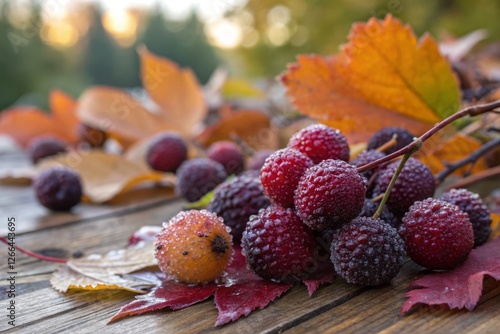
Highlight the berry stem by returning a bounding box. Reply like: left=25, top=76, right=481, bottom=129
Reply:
left=0, top=236, right=68, bottom=263
left=376, top=134, right=398, bottom=153
left=372, top=149, right=416, bottom=219
left=357, top=100, right=500, bottom=173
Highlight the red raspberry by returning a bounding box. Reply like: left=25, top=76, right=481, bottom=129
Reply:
left=260, top=148, right=313, bottom=208
left=146, top=132, right=188, bottom=172
left=367, top=127, right=415, bottom=154
left=28, top=136, right=67, bottom=164
left=176, top=158, right=227, bottom=202
left=288, top=124, right=350, bottom=163
left=400, top=198, right=474, bottom=270
left=373, top=158, right=435, bottom=216
left=331, top=216, right=406, bottom=286
left=207, top=141, right=245, bottom=175
left=241, top=206, right=317, bottom=282
left=294, top=159, right=366, bottom=231
left=440, top=188, right=492, bottom=247
left=33, top=167, right=82, bottom=211
left=207, top=175, right=270, bottom=243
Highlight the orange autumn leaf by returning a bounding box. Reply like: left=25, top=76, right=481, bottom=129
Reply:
left=0, top=90, right=79, bottom=146
left=139, top=46, right=206, bottom=137
left=280, top=15, right=461, bottom=143
left=491, top=213, right=500, bottom=239
left=197, top=110, right=278, bottom=151
left=38, top=150, right=174, bottom=203
left=77, top=49, right=207, bottom=145
left=417, top=133, right=487, bottom=175
left=77, top=86, right=168, bottom=143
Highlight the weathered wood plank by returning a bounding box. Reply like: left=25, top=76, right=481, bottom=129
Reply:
left=285, top=263, right=500, bottom=334
left=0, top=187, right=178, bottom=235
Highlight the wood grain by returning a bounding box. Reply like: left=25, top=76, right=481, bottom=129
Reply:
left=1, top=151, right=500, bottom=333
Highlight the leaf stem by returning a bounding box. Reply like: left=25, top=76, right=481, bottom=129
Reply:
left=372, top=148, right=416, bottom=219
left=357, top=100, right=500, bottom=173
left=0, top=236, right=68, bottom=263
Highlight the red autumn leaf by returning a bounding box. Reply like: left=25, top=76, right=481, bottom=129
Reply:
left=109, top=247, right=294, bottom=326
left=400, top=237, right=500, bottom=315
left=302, top=273, right=336, bottom=297
left=109, top=279, right=217, bottom=321
left=214, top=246, right=293, bottom=326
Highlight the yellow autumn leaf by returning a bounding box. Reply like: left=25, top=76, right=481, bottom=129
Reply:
left=50, top=241, right=157, bottom=293
left=418, top=133, right=487, bottom=175
left=37, top=150, right=173, bottom=203
left=280, top=14, right=461, bottom=143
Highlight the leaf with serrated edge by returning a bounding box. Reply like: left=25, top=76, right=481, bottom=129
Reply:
left=280, top=14, right=460, bottom=142
left=401, top=237, right=500, bottom=314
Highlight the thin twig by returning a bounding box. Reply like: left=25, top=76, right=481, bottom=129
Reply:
left=357, top=100, right=500, bottom=173
left=435, top=137, right=500, bottom=184
left=0, top=236, right=68, bottom=263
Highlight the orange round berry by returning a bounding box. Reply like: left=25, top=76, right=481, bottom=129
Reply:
left=154, top=210, right=233, bottom=284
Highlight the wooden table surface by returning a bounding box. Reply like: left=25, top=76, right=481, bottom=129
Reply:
left=1, top=149, right=499, bottom=334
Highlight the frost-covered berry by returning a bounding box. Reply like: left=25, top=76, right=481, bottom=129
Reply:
left=241, top=206, right=317, bottom=282
left=207, top=175, right=270, bottom=243
left=260, top=148, right=313, bottom=208
left=373, top=158, right=435, bottom=216
left=176, top=158, right=227, bottom=202
left=294, top=159, right=366, bottom=231
left=331, top=216, right=406, bottom=286
left=288, top=124, right=350, bottom=163
left=155, top=210, right=233, bottom=284
left=400, top=198, right=474, bottom=270
left=440, top=188, right=492, bottom=247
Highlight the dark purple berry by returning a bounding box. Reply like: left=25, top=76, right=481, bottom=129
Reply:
left=33, top=167, right=82, bottom=211
left=146, top=132, right=188, bottom=172
left=359, top=199, right=398, bottom=228
left=331, top=216, right=405, bottom=286
left=440, top=188, right=492, bottom=247
left=367, top=127, right=415, bottom=154
left=373, top=158, right=435, bottom=216
left=176, top=158, right=227, bottom=202
left=207, top=175, right=270, bottom=243
left=241, top=206, right=317, bottom=282
left=350, top=150, right=386, bottom=180
left=28, top=136, right=67, bottom=164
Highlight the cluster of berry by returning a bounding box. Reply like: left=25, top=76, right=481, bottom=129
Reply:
left=240, top=125, right=491, bottom=286
left=153, top=125, right=491, bottom=286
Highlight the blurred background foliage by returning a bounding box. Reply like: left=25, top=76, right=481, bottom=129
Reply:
left=1, top=0, right=500, bottom=111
